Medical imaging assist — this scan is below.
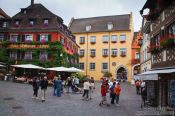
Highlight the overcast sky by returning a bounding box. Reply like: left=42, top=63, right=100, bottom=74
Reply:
left=0, top=0, right=146, bottom=31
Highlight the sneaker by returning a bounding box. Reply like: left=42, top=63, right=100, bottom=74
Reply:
left=116, top=104, right=120, bottom=106
left=32, top=96, right=35, bottom=99
left=35, top=97, right=39, bottom=100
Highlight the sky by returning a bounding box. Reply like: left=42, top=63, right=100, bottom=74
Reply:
left=0, top=0, right=146, bottom=31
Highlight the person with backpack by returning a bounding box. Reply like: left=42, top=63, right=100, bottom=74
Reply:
left=114, top=82, right=121, bottom=106
left=110, top=82, right=116, bottom=104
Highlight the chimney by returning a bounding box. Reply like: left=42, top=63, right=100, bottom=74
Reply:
left=31, top=0, right=34, bottom=5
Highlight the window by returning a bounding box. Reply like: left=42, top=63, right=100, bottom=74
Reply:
left=111, top=35, right=117, bottom=42
left=60, top=38, right=64, bottom=44
left=90, top=36, right=96, bottom=43
left=169, top=22, right=175, bottom=35
left=10, top=35, right=18, bottom=43
left=44, top=19, right=48, bottom=26
left=86, top=25, right=91, bottom=31
left=29, top=20, right=34, bottom=26
left=102, top=63, right=108, bottom=70
left=111, top=49, right=117, bottom=56
left=79, top=63, right=84, bottom=70
left=10, top=51, right=17, bottom=60
left=40, top=34, right=48, bottom=43
left=25, top=34, right=33, bottom=43
left=119, top=35, right=126, bottom=42
left=90, top=49, right=96, bottom=57
left=107, top=22, right=113, bottom=30
left=120, top=48, right=126, bottom=57
left=135, top=52, right=140, bottom=59
left=39, top=51, right=48, bottom=61
left=102, top=35, right=109, bottom=43
left=79, top=37, right=85, bottom=44
left=0, top=34, right=4, bottom=42
left=24, top=51, right=32, bottom=60
left=79, top=49, right=85, bottom=57
left=15, top=21, right=19, bottom=26
left=3, top=22, right=8, bottom=28
left=90, top=63, right=95, bottom=70
left=102, top=49, right=108, bottom=56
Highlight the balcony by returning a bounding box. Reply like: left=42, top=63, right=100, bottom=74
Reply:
left=132, top=59, right=140, bottom=64
left=120, top=53, right=126, bottom=57
left=102, top=54, right=108, bottom=57
left=111, top=54, right=117, bottom=57
left=120, top=40, right=126, bottom=43
left=90, top=54, right=95, bottom=57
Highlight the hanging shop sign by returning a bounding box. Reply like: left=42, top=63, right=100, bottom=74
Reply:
left=8, top=44, right=50, bottom=49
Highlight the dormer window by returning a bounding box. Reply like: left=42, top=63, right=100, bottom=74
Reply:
left=86, top=25, right=91, bottom=31
left=3, top=22, right=8, bottom=28
left=107, top=22, right=113, bottom=30
left=44, top=19, right=48, bottom=26
left=24, top=10, right=26, bottom=14
left=15, top=21, right=19, bottom=27
left=29, top=20, right=34, bottom=26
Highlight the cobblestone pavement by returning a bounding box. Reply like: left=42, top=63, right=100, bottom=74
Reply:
left=0, top=81, right=142, bottom=116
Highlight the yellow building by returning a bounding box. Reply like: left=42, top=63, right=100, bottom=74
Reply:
left=69, top=13, right=134, bottom=81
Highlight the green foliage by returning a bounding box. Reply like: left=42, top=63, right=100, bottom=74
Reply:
left=71, top=72, right=85, bottom=81
left=160, top=38, right=175, bottom=48
left=0, top=41, right=79, bottom=68
left=103, top=72, right=112, bottom=78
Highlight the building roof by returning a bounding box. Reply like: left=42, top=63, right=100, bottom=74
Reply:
left=0, top=8, right=10, bottom=19
left=69, top=14, right=131, bottom=33
left=8, top=4, right=63, bottom=31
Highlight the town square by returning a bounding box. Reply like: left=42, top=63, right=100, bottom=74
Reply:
left=0, top=0, right=175, bottom=116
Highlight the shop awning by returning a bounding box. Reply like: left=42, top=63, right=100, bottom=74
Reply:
left=135, top=68, right=175, bottom=80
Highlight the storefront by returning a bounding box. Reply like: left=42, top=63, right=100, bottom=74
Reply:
left=138, top=68, right=175, bottom=108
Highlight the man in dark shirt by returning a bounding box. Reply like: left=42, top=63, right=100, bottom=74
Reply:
left=40, top=76, right=48, bottom=102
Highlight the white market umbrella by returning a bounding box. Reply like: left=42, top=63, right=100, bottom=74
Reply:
left=67, top=67, right=84, bottom=72
left=47, top=67, right=69, bottom=72
left=0, top=64, right=6, bottom=67
left=11, top=64, right=45, bottom=70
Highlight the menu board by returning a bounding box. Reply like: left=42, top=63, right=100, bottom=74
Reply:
left=168, top=80, right=175, bottom=107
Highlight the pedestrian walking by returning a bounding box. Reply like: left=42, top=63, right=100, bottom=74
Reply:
left=99, top=79, right=110, bottom=107
left=40, top=76, right=48, bottom=102
left=140, top=81, right=145, bottom=93
left=89, top=79, right=95, bottom=99
left=53, top=76, right=57, bottom=96
left=82, top=79, right=90, bottom=101
left=56, top=76, right=62, bottom=97
left=114, top=82, right=121, bottom=106
left=66, top=77, right=72, bottom=93
left=110, top=82, right=116, bottom=104
left=32, top=77, right=39, bottom=99
left=141, top=87, right=147, bottom=108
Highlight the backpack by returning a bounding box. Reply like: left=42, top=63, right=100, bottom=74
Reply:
left=110, top=85, right=115, bottom=94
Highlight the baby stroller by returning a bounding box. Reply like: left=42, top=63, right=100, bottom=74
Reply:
left=71, top=84, right=82, bottom=93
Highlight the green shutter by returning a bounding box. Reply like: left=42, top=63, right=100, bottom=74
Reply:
left=17, top=35, right=20, bottom=42
left=8, top=35, right=10, bottom=41
left=37, top=35, right=40, bottom=42
left=48, top=34, right=51, bottom=42
left=22, top=35, right=25, bottom=42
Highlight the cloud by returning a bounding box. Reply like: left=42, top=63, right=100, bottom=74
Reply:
left=0, top=0, right=146, bottom=31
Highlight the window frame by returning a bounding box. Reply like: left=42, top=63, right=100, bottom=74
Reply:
left=39, top=50, right=48, bottom=61
left=10, top=34, right=18, bottom=43
left=79, top=63, right=84, bottom=70
left=90, top=62, right=95, bottom=70
left=79, top=49, right=85, bottom=57
left=10, top=51, right=17, bottom=60
left=25, top=34, right=33, bottom=43
left=119, top=34, right=126, bottom=42
left=102, top=49, right=108, bottom=56
left=79, top=37, right=85, bottom=44
left=111, top=35, right=117, bottom=43
left=90, top=36, right=96, bottom=44
left=102, top=62, right=108, bottom=71
left=102, top=35, right=109, bottom=43
left=24, top=51, right=32, bottom=60
left=111, top=49, right=117, bottom=56
left=120, top=48, right=126, bottom=57
left=90, top=49, right=96, bottom=57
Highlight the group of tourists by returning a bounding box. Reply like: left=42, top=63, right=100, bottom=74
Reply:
left=99, top=77, right=121, bottom=107
left=32, top=76, right=48, bottom=102
left=31, top=75, right=122, bottom=107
